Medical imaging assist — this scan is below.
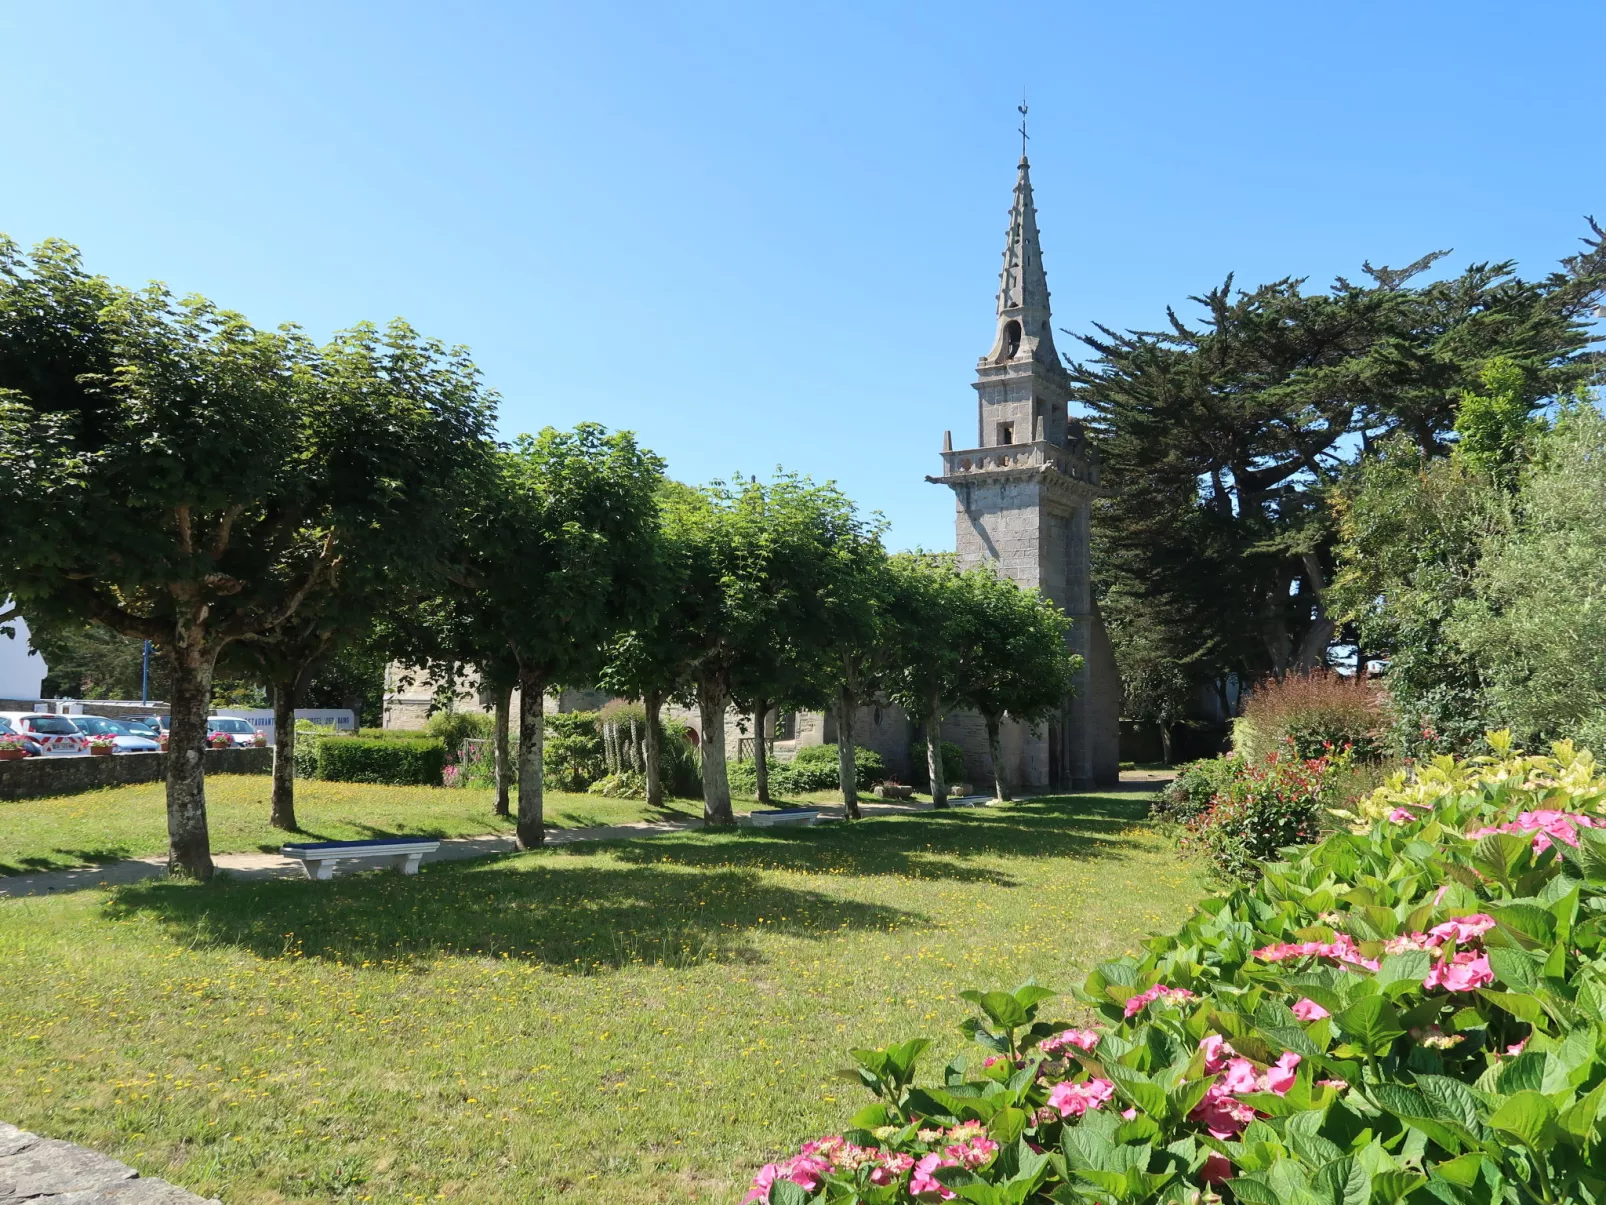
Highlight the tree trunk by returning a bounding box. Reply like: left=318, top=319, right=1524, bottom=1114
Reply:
left=1159, top=721, right=1174, bottom=767
left=515, top=666, right=546, bottom=849
left=836, top=689, right=859, bottom=820
left=753, top=698, right=771, bottom=805
left=166, top=648, right=217, bottom=879
left=643, top=689, right=664, bottom=809
left=699, top=677, right=734, bottom=826
left=492, top=681, right=512, bottom=818
left=269, top=676, right=298, bottom=831
left=985, top=713, right=1011, bottom=803
left=926, top=695, right=948, bottom=808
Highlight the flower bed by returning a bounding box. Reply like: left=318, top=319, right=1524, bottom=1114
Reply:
left=742, top=735, right=1606, bottom=1204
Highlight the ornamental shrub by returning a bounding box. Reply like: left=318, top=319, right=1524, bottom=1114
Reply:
left=905, top=740, right=967, bottom=791
left=1151, top=754, right=1242, bottom=824
left=1234, top=670, right=1391, bottom=761
left=729, top=744, right=886, bottom=796
left=1183, top=748, right=1334, bottom=880
left=315, top=735, right=445, bottom=786
left=546, top=710, right=604, bottom=791
left=740, top=735, right=1606, bottom=1205
left=425, top=709, right=493, bottom=759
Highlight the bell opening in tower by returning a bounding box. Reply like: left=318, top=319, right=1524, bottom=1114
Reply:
left=1000, top=319, right=1021, bottom=361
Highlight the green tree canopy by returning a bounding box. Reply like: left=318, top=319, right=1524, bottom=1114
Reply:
left=0, top=237, right=495, bottom=877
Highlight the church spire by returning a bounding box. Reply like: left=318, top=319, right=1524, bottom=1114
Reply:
left=984, top=151, right=1057, bottom=365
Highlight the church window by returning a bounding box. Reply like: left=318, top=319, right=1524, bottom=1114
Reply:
left=997, top=422, right=1014, bottom=446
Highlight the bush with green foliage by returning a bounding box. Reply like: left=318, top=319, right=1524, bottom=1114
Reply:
left=424, top=710, right=493, bottom=759
left=545, top=710, right=604, bottom=791
left=730, top=743, right=887, bottom=797
left=315, top=735, right=445, bottom=786
left=1182, top=747, right=1335, bottom=881
left=739, top=736, right=1606, bottom=1205
left=1151, top=754, right=1242, bottom=824
left=905, top=740, right=966, bottom=791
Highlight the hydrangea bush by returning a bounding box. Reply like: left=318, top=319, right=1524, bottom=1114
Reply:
left=743, top=736, right=1606, bottom=1205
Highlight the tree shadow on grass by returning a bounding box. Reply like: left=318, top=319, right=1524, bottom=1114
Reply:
left=599, top=792, right=1153, bottom=884
left=0, top=846, right=134, bottom=875
left=103, top=856, right=925, bottom=973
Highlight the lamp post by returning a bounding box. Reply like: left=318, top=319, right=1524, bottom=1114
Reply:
left=141, top=641, right=151, bottom=705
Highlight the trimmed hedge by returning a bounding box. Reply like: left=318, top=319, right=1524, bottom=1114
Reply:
left=315, top=735, right=445, bottom=786
left=729, top=743, right=886, bottom=796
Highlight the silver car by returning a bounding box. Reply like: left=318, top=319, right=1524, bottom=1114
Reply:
left=71, top=715, right=162, bottom=754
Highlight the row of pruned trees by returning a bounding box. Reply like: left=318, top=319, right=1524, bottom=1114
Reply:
left=0, top=239, right=1078, bottom=877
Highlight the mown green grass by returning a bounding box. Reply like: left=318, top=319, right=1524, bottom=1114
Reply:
left=0, top=790, right=1205, bottom=1204
left=0, top=778, right=699, bottom=875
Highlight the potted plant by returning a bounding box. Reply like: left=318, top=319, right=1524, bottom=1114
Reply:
left=873, top=779, right=914, bottom=800
left=0, top=734, right=28, bottom=761
left=207, top=733, right=233, bottom=750
left=253, top=730, right=268, bottom=747
left=87, top=734, right=119, bottom=757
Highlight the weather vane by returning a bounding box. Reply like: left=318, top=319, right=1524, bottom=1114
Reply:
left=1018, top=95, right=1029, bottom=160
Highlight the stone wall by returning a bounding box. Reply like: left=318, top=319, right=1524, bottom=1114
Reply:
left=0, top=748, right=270, bottom=801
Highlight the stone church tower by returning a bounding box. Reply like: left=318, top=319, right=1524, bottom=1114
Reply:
left=930, top=154, right=1121, bottom=789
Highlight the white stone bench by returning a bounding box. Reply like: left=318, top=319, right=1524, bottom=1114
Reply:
left=280, top=837, right=441, bottom=880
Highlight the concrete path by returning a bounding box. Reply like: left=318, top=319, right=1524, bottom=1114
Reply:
left=0, top=796, right=984, bottom=898
left=0, top=779, right=1168, bottom=900
left=0, top=1120, right=217, bottom=1204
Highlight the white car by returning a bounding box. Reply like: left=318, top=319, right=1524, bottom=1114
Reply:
left=0, top=712, right=89, bottom=756
left=70, top=715, right=162, bottom=754
left=206, top=716, right=261, bottom=747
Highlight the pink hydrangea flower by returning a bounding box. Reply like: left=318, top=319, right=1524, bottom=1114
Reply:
left=1253, top=935, right=1380, bottom=972
left=1505, top=1039, right=1527, bottom=1057
left=1219, top=1058, right=1258, bottom=1094
left=741, top=1153, right=831, bottom=1204
left=1046, top=1077, right=1115, bottom=1118
left=1428, top=914, right=1496, bottom=945
left=1291, top=997, right=1330, bottom=1021
left=1384, top=932, right=1436, bottom=954
left=1199, top=1034, right=1236, bottom=1071
left=1199, top=1153, right=1235, bottom=1184
left=1188, top=1084, right=1258, bottom=1138
left=910, top=1153, right=958, bottom=1199
left=868, top=1150, right=914, bottom=1186
left=1040, top=1028, right=1101, bottom=1057
left=1388, top=808, right=1418, bottom=823
left=944, top=1137, right=998, bottom=1170
left=1467, top=810, right=1604, bottom=854
left=1262, top=1051, right=1300, bottom=1095
left=1123, top=984, right=1197, bottom=1018
left=1317, top=1077, right=1348, bottom=1091
left=1121, top=1107, right=1137, bottom=1120
left=1423, top=950, right=1495, bottom=993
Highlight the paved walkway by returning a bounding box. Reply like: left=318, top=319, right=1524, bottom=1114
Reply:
left=0, top=1120, right=217, bottom=1204
left=0, top=778, right=1169, bottom=900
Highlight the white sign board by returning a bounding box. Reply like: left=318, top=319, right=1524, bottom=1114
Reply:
left=215, top=708, right=356, bottom=746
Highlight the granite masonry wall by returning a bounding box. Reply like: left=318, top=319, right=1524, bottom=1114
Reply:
left=0, top=748, right=271, bottom=801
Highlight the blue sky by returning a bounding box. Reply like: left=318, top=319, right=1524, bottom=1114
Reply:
left=3, top=1, right=1601, bottom=552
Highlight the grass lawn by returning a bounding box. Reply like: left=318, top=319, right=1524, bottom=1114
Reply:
left=0, top=788, right=1206, bottom=1204
left=0, top=778, right=701, bottom=875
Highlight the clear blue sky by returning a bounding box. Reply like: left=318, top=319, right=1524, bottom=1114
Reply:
left=3, top=1, right=1600, bottom=552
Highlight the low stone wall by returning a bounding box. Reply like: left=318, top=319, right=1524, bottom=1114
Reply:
left=0, top=747, right=271, bottom=801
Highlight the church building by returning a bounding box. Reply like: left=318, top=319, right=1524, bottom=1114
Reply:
left=383, top=152, right=1122, bottom=790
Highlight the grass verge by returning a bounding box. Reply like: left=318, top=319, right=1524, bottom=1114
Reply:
left=0, top=788, right=1203, bottom=1204
left=0, top=778, right=700, bottom=875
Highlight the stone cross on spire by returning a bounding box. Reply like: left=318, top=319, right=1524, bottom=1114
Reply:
left=985, top=152, right=1057, bottom=365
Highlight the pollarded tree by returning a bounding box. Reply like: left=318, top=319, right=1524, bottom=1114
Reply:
left=883, top=552, right=967, bottom=806
left=461, top=425, right=663, bottom=849
left=0, top=238, right=494, bottom=877
left=955, top=570, right=1082, bottom=801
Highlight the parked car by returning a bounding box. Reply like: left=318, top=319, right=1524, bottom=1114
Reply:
left=205, top=716, right=260, bottom=747
left=0, top=712, right=89, bottom=756
left=70, top=715, right=162, bottom=754
left=0, top=716, right=47, bottom=757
